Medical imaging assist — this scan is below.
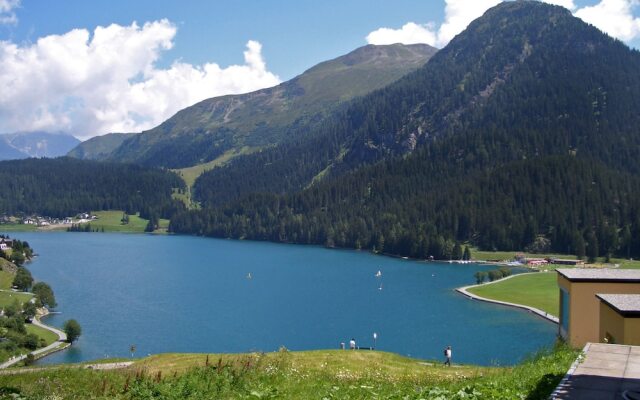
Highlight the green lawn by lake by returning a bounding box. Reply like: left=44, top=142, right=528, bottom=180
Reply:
left=0, top=266, right=14, bottom=289
left=0, top=224, right=38, bottom=232
left=82, top=211, right=169, bottom=233
left=88, top=211, right=149, bottom=232
left=1, top=211, right=170, bottom=234
left=26, top=323, right=58, bottom=346
left=0, top=290, right=32, bottom=308
left=467, top=272, right=559, bottom=316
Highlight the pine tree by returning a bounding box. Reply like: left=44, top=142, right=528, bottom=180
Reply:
left=587, top=231, right=599, bottom=263
left=452, top=242, right=463, bottom=260
left=463, top=246, right=472, bottom=261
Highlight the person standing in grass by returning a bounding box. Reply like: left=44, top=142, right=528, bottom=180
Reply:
left=349, top=338, right=356, bottom=350
left=444, top=346, right=452, bottom=366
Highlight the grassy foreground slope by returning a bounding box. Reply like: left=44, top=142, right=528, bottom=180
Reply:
left=467, top=273, right=559, bottom=316
left=0, top=347, right=576, bottom=399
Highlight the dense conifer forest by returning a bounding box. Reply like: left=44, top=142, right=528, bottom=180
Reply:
left=0, top=158, right=185, bottom=218
left=173, top=154, right=640, bottom=260
left=172, top=3, right=640, bottom=259
left=193, top=2, right=640, bottom=207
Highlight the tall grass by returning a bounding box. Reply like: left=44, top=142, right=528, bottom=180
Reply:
left=0, top=345, right=577, bottom=399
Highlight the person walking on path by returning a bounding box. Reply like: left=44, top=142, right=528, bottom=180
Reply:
left=349, top=338, right=356, bottom=350
left=444, top=346, right=452, bottom=366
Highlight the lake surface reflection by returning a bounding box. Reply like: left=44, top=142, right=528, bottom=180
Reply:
left=10, top=232, right=556, bottom=365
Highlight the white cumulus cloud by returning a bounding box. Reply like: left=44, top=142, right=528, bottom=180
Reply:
left=0, top=0, right=19, bottom=25
left=436, top=0, right=501, bottom=47
left=575, top=0, right=640, bottom=42
left=366, top=22, right=437, bottom=46
left=543, top=0, right=577, bottom=10
left=366, top=0, right=500, bottom=48
left=0, top=19, right=280, bottom=138
left=366, top=0, right=640, bottom=48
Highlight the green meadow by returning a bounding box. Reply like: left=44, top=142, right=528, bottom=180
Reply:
left=467, top=272, right=559, bottom=316
left=0, top=346, right=577, bottom=399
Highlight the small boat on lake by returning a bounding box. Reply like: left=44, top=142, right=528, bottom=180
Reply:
left=375, top=270, right=382, bottom=277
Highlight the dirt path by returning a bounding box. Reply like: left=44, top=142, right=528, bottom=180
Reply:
left=0, top=361, right=134, bottom=375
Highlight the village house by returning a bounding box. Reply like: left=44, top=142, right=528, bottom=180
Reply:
left=525, top=258, right=548, bottom=266
left=551, top=258, right=585, bottom=266
left=0, top=239, right=13, bottom=251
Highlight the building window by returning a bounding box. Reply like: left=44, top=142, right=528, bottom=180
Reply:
left=560, top=288, right=570, bottom=338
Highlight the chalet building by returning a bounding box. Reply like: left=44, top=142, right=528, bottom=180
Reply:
left=0, top=239, right=13, bottom=251
left=551, top=258, right=585, bottom=266
left=526, top=258, right=548, bottom=266
left=596, top=294, right=640, bottom=345
left=557, top=269, right=640, bottom=347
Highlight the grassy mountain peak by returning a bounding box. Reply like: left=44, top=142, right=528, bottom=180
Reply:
left=95, top=43, right=436, bottom=169
left=67, top=132, right=136, bottom=161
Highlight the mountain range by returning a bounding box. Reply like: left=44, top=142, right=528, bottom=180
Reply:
left=68, top=43, right=437, bottom=169
left=16, top=0, right=640, bottom=261
left=0, top=132, right=80, bottom=160
left=66, top=132, right=136, bottom=161
left=167, top=1, right=640, bottom=260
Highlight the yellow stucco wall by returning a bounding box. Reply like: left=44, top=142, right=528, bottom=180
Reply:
left=624, top=318, right=640, bottom=345
left=599, top=302, right=625, bottom=344
left=557, top=275, right=640, bottom=347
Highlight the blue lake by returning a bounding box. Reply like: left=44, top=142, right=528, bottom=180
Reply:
left=10, top=232, right=556, bottom=365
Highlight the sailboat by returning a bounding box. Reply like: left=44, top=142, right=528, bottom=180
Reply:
left=375, top=270, right=382, bottom=277
left=246, top=273, right=252, bottom=280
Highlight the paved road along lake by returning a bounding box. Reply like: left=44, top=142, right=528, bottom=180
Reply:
left=12, top=232, right=556, bottom=365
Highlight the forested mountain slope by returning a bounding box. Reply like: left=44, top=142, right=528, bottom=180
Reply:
left=0, top=158, right=185, bottom=218
left=194, top=1, right=640, bottom=208
left=67, top=132, right=136, bottom=161
left=101, top=44, right=436, bottom=169
left=174, top=156, right=640, bottom=259
left=174, top=1, right=640, bottom=259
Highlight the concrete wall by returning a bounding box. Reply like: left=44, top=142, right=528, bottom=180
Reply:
left=557, top=275, right=640, bottom=347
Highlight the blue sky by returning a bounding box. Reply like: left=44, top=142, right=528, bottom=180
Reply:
left=1, top=1, right=445, bottom=80
left=0, top=0, right=639, bottom=138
